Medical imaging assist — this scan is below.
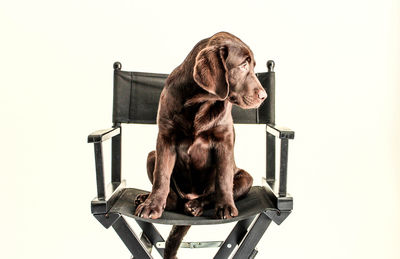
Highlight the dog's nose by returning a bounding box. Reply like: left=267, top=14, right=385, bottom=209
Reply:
left=258, top=89, right=267, bottom=101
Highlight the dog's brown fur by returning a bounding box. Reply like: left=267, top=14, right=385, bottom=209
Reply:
left=134, top=32, right=267, bottom=258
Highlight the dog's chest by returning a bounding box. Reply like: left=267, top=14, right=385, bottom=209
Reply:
left=188, top=135, right=213, bottom=170
left=175, top=134, right=212, bottom=170
left=174, top=101, right=228, bottom=170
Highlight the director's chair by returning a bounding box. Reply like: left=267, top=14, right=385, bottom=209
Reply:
left=88, top=60, right=295, bottom=258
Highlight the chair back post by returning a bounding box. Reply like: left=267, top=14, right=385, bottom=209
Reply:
left=265, top=61, right=276, bottom=184
left=111, top=126, right=122, bottom=183
left=112, top=62, right=123, bottom=184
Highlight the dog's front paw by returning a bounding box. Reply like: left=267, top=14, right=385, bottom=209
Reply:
left=134, top=193, right=149, bottom=206
left=215, top=202, right=238, bottom=219
left=184, top=199, right=204, bottom=217
left=134, top=194, right=165, bottom=219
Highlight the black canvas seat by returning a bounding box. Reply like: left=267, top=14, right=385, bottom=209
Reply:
left=88, top=61, right=295, bottom=259
left=109, top=186, right=276, bottom=225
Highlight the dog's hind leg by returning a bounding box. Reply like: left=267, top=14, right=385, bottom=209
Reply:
left=184, top=168, right=253, bottom=217
left=232, top=168, right=253, bottom=200
left=164, top=225, right=191, bottom=259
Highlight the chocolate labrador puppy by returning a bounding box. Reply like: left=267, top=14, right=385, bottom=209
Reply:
left=134, top=32, right=267, bottom=258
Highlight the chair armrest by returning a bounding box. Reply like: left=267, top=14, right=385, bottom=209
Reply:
left=88, top=126, right=122, bottom=202
left=88, top=127, right=121, bottom=143
left=266, top=124, right=294, bottom=139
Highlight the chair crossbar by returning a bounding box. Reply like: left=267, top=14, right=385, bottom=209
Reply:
left=156, top=241, right=223, bottom=249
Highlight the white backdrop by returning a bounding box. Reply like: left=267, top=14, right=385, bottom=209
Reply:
left=1, top=0, right=399, bottom=258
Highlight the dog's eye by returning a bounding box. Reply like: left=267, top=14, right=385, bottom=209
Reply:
left=239, top=60, right=248, bottom=70
left=240, top=57, right=251, bottom=69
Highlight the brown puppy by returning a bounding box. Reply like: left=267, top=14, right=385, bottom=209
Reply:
left=134, top=32, right=267, bottom=258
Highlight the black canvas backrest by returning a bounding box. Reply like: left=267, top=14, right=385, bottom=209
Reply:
left=112, top=62, right=275, bottom=125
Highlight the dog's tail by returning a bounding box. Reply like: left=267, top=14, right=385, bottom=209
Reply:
left=164, top=225, right=191, bottom=259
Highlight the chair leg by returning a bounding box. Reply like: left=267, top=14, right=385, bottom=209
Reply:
left=140, top=231, right=153, bottom=254
left=214, top=216, right=255, bottom=259
left=249, top=248, right=258, bottom=259
left=232, top=213, right=272, bottom=259
left=109, top=213, right=271, bottom=259
left=112, top=216, right=152, bottom=259
left=136, top=220, right=165, bottom=257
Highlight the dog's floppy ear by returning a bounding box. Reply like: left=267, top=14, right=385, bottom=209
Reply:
left=193, top=46, right=229, bottom=100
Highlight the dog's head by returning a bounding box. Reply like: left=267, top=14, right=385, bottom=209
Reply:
left=193, top=32, right=267, bottom=109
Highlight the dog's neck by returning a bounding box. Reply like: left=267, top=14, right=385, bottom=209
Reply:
left=184, top=95, right=232, bottom=134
